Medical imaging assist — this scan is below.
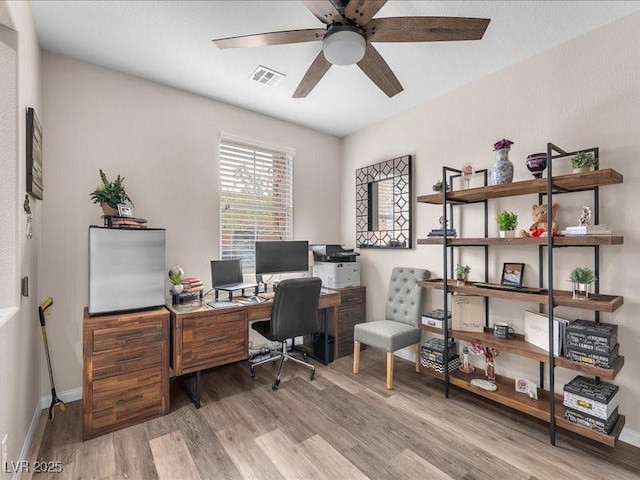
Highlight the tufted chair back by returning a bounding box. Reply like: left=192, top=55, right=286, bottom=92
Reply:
left=384, top=267, right=429, bottom=326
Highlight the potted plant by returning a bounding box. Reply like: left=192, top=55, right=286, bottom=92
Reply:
left=90, top=169, right=133, bottom=216
left=432, top=180, right=451, bottom=192
left=456, top=263, right=471, bottom=285
left=496, top=210, right=518, bottom=238
left=571, top=152, right=597, bottom=174
left=168, top=265, right=184, bottom=295
left=569, top=267, right=595, bottom=300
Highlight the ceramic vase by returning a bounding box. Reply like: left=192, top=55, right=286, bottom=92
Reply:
left=491, top=148, right=514, bottom=185
left=526, top=153, right=547, bottom=178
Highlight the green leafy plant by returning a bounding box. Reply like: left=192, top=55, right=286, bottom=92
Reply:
left=432, top=180, right=451, bottom=192
left=569, top=267, right=595, bottom=284
left=571, top=152, right=597, bottom=169
left=496, top=210, right=518, bottom=231
left=456, top=263, right=471, bottom=276
left=169, top=273, right=183, bottom=285
left=90, top=169, right=133, bottom=208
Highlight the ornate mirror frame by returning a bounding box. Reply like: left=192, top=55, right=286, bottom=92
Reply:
left=356, top=155, right=412, bottom=249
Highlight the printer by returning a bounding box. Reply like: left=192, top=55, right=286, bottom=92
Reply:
left=311, top=245, right=360, bottom=289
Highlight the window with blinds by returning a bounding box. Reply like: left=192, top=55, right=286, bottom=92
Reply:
left=219, top=137, right=294, bottom=273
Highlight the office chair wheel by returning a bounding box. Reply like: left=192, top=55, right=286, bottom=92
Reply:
left=310, top=368, right=316, bottom=380
left=250, top=367, right=256, bottom=379
left=272, top=379, right=280, bottom=391
left=302, top=351, right=308, bottom=361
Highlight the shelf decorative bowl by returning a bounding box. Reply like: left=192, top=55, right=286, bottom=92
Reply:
left=526, top=153, right=547, bottom=178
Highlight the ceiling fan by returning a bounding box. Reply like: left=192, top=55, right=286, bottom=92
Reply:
left=213, top=0, right=490, bottom=98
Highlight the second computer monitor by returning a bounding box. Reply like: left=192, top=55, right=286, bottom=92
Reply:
left=255, top=240, right=309, bottom=275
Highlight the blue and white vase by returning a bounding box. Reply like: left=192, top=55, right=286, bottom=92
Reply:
left=491, top=148, right=514, bottom=185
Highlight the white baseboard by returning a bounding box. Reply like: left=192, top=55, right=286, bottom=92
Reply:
left=619, top=427, right=640, bottom=448
left=13, top=403, right=42, bottom=480
left=39, top=387, right=82, bottom=410
left=395, top=350, right=640, bottom=448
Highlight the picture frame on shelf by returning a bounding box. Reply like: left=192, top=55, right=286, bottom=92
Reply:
left=26, top=107, right=43, bottom=200
left=501, top=262, right=525, bottom=287
left=117, top=203, right=134, bottom=217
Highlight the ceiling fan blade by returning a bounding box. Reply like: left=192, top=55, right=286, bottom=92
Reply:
left=301, top=1, right=343, bottom=24
left=366, top=17, right=491, bottom=42
left=357, top=43, right=403, bottom=98
left=293, top=51, right=332, bottom=98
left=213, top=28, right=325, bottom=49
left=344, top=0, right=387, bottom=26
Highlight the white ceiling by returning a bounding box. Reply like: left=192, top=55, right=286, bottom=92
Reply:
left=30, top=1, right=640, bottom=137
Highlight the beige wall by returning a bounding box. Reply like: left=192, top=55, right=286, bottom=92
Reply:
left=0, top=0, right=42, bottom=470
left=342, top=14, right=640, bottom=432
left=40, top=52, right=342, bottom=394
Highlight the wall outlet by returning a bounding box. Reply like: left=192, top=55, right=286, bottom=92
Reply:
left=1, top=434, right=7, bottom=473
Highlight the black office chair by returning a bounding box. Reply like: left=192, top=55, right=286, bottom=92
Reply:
left=250, top=277, right=322, bottom=390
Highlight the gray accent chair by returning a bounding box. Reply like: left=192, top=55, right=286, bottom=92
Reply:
left=353, top=267, right=429, bottom=389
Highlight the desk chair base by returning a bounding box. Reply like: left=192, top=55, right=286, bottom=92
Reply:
left=250, top=341, right=316, bottom=390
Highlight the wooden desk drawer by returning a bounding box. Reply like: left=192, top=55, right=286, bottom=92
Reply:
left=182, top=313, right=246, bottom=371
left=339, top=304, right=365, bottom=325
left=340, top=288, right=365, bottom=307
left=92, top=342, right=163, bottom=380
left=92, top=366, right=163, bottom=435
left=93, top=322, right=163, bottom=352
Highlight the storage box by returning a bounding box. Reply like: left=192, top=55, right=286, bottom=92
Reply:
left=421, top=355, right=460, bottom=373
left=451, top=295, right=484, bottom=332
left=563, top=375, right=619, bottom=420
left=421, top=309, right=451, bottom=330
left=564, top=406, right=619, bottom=434
left=421, top=338, right=457, bottom=364
left=565, top=344, right=619, bottom=369
left=565, top=319, right=618, bottom=354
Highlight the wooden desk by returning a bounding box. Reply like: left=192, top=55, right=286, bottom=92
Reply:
left=166, top=290, right=341, bottom=407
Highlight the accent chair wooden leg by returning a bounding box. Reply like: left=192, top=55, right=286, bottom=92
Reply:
left=415, top=343, right=421, bottom=372
left=386, top=351, right=394, bottom=390
left=353, top=341, right=361, bottom=374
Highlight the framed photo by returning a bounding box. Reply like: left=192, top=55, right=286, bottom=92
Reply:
left=117, top=204, right=133, bottom=217
left=26, top=107, right=43, bottom=200
left=501, top=262, right=525, bottom=287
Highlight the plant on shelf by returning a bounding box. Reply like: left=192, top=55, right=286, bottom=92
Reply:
left=90, top=169, right=133, bottom=216
left=432, top=180, right=451, bottom=192
left=496, top=210, right=518, bottom=238
left=571, top=152, right=597, bottom=173
left=569, top=267, right=595, bottom=300
left=456, top=263, right=471, bottom=285
left=168, top=265, right=185, bottom=295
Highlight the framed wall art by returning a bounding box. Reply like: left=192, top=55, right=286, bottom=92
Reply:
left=26, top=107, right=43, bottom=200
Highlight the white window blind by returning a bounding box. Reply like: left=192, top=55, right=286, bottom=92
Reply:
left=219, top=137, right=294, bottom=273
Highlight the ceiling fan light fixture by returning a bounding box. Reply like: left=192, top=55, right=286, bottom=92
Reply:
left=322, top=25, right=366, bottom=66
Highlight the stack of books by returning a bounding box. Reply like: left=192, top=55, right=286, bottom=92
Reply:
left=181, top=277, right=204, bottom=295
left=427, top=228, right=457, bottom=237
left=107, top=216, right=148, bottom=228
left=561, top=224, right=611, bottom=235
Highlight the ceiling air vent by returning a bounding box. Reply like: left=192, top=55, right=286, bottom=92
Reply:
left=250, top=65, right=285, bottom=87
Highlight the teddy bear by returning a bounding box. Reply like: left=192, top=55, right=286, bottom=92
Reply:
left=516, top=203, right=559, bottom=238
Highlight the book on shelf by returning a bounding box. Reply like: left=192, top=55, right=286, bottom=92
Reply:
left=562, top=225, right=611, bottom=235
left=427, top=229, right=457, bottom=237
left=524, top=311, right=569, bottom=356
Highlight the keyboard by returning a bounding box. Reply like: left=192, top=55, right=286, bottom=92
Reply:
left=473, top=282, right=546, bottom=294
left=259, top=292, right=275, bottom=300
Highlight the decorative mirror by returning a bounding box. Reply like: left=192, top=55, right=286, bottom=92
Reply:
left=356, top=155, right=412, bottom=249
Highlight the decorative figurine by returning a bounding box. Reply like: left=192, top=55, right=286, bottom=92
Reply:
left=459, top=346, right=474, bottom=374
left=516, top=203, right=560, bottom=238
left=461, top=163, right=474, bottom=188
left=484, top=347, right=499, bottom=384
left=578, top=206, right=592, bottom=227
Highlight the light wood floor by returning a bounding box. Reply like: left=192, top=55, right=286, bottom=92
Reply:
left=28, top=349, right=640, bottom=480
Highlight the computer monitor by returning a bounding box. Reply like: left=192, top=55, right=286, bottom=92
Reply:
left=255, top=240, right=309, bottom=275
left=211, top=259, right=244, bottom=288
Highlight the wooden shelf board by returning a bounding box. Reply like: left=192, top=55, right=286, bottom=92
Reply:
left=417, top=236, right=624, bottom=247
left=421, top=325, right=624, bottom=381
left=420, top=369, right=623, bottom=446
left=417, top=169, right=623, bottom=205
left=419, top=279, right=623, bottom=313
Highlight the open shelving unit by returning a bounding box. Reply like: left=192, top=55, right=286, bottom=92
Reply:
left=418, top=144, right=625, bottom=446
